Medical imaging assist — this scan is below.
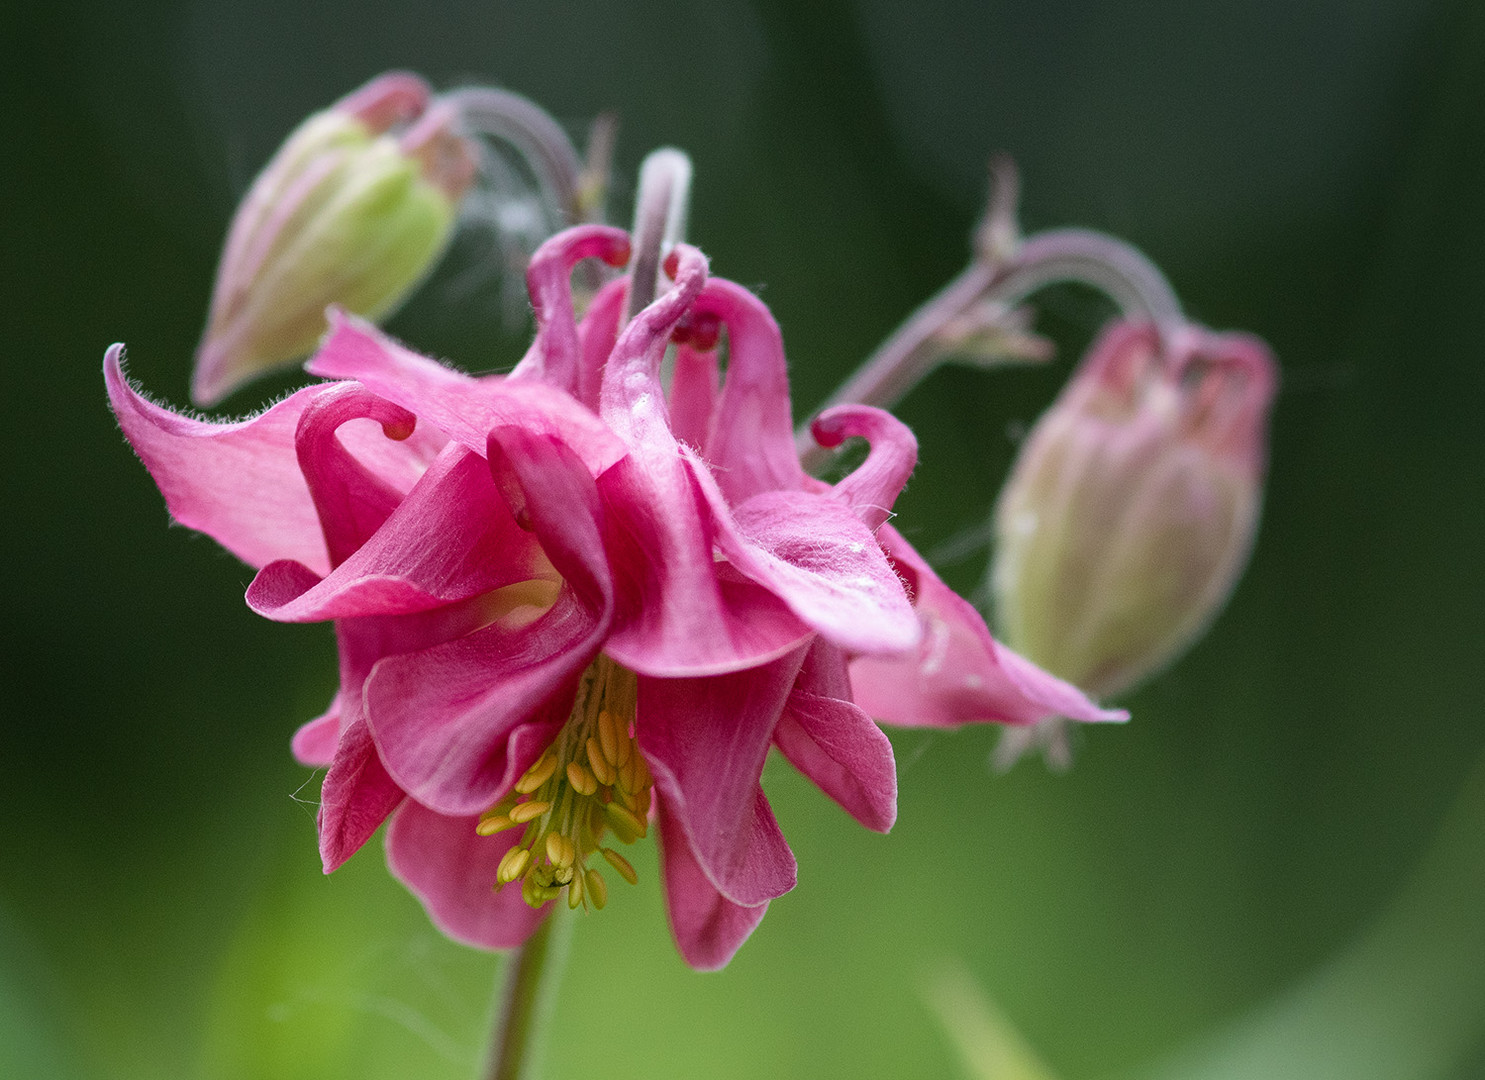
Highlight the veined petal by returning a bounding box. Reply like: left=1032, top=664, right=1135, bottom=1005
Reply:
left=657, top=799, right=770, bottom=972
left=247, top=443, right=542, bottom=622
left=307, top=312, right=627, bottom=476
left=291, top=693, right=341, bottom=766
left=774, top=643, right=897, bottom=833
left=598, top=453, right=814, bottom=676
left=850, top=525, right=1128, bottom=727
left=594, top=247, right=814, bottom=675
left=574, top=277, right=626, bottom=411
left=810, top=405, right=919, bottom=533
left=363, top=429, right=613, bottom=815
left=691, top=278, right=810, bottom=503
left=686, top=457, right=920, bottom=656
left=386, top=800, right=550, bottom=951
left=293, top=383, right=416, bottom=567
left=668, top=340, right=720, bottom=451
left=508, top=224, right=630, bottom=393
left=106, top=346, right=330, bottom=574
left=637, top=655, right=802, bottom=907
left=317, top=718, right=405, bottom=872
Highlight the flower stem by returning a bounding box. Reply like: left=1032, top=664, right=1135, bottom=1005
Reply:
left=796, top=159, right=1185, bottom=469
left=482, top=912, right=573, bottom=1080
left=446, top=87, right=588, bottom=227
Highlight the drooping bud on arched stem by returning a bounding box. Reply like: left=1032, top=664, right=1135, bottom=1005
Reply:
left=797, top=157, right=1185, bottom=470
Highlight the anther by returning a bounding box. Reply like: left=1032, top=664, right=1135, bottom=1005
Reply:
left=567, top=873, right=584, bottom=909
left=604, top=802, right=646, bottom=841
left=598, top=709, right=621, bottom=766
left=508, top=800, right=550, bottom=823
left=546, top=832, right=575, bottom=868
left=566, top=760, right=598, bottom=797
left=601, top=847, right=638, bottom=885
left=475, top=815, right=516, bottom=836
left=585, top=868, right=608, bottom=910
left=515, top=754, right=557, bottom=793
left=497, top=846, right=531, bottom=884
left=587, top=738, right=617, bottom=786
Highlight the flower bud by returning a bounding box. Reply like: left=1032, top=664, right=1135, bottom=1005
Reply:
left=990, top=320, right=1276, bottom=702
left=192, top=72, right=476, bottom=406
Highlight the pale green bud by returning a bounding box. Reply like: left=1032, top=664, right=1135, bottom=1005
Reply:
left=991, top=320, right=1276, bottom=701
left=192, top=72, right=475, bottom=405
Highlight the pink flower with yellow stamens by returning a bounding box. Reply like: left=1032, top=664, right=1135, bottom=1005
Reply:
left=109, top=222, right=1118, bottom=968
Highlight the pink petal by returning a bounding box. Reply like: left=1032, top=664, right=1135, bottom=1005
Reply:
left=850, top=525, right=1128, bottom=727
left=598, top=453, right=813, bottom=676
left=774, top=644, right=897, bottom=832
left=811, top=405, right=919, bottom=533
left=385, top=800, right=550, bottom=951
left=574, top=278, right=626, bottom=411
left=307, top=313, right=626, bottom=477
left=591, top=249, right=815, bottom=675
left=508, top=225, right=630, bottom=394
left=291, top=694, right=341, bottom=766
left=293, top=383, right=417, bottom=567
left=637, top=656, right=801, bottom=907
left=247, top=444, right=540, bottom=622
left=317, top=718, right=406, bottom=872
left=362, top=429, right=613, bottom=815
left=657, top=799, right=770, bottom=971
left=686, top=461, right=920, bottom=656
left=363, top=619, right=586, bottom=816
left=668, top=341, right=720, bottom=450
left=106, top=346, right=330, bottom=575
left=692, top=278, right=810, bottom=504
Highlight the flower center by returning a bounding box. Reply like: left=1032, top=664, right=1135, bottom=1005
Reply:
left=476, top=655, right=650, bottom=912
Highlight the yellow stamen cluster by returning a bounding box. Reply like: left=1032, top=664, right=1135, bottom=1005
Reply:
left=476, top=656, right=650, bottom=912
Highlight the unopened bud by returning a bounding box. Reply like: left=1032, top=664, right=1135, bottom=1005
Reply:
left=991, top=320, right=1276, bottom=702
left=192, top=72, right=476, bottom=405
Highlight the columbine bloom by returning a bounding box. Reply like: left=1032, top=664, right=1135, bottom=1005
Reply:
left=989, top=320, right=1275, bottom=765
left=192, top=72, right=477, bottom=406
left=111, top=222, right=925, bottom=967
left=110, top=216, right=1125, bottom=967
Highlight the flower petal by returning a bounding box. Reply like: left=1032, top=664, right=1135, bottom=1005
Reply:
left=508, top=225, right=630, bottom=394
left=317, top=718, right=405, bottom=872
left=574, top=278, right=626, bottom=411
left=291, top=693, right=341, bottom=766
left=691, top=279, right=811, bottom=503
left=850, top=525, right=1128, bottom=727
left=307, top=312, right=626, bottom=476
left=637, top=656, right=801, bottom=907
left=598, top=454, right=814, bottom=676
left=363, top=429, right=613, bottom=815
left=105, top=346, right=330, bottom=574
left=385, top=800, right=549, bottom=951
left=247, top=444, right=541, bottom=622
left=810, top=405, right=919, bottom=533
left=657, top=798, right=769, bottom=971
left=774, top=643, right=897, bottom=832
left=292, top=382, right=419, bottom=566
left=687, top=462, right=920, bottom=656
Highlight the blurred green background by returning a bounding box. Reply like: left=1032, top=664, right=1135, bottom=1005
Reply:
left=3, top=0, right=1483, bottom=1077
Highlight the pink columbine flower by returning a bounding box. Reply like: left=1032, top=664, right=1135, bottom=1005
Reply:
left=110, top=222, right=927, bottom=967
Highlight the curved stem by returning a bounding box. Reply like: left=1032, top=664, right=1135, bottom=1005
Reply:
left=624, top=147, right=693, bottom=323
left=446, top=87, right=587, bottom=227
left=482, top=912, right=573, bottom=1080
left=796, top=227, right=1184, bottom=468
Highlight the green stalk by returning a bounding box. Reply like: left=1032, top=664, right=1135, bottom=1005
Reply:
left=482, top=912, right=573, bottom=1080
